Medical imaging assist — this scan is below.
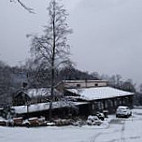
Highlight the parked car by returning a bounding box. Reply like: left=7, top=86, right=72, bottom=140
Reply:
left=116, top=106, right=132, bottom=118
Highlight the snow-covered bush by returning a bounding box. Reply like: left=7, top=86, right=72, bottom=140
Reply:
left=87, top=115, right=102, bottom=126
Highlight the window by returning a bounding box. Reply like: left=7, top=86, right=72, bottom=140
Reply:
left=76, top=84, right=81, bottom=88
left=95, top=83, right=98, bottom=87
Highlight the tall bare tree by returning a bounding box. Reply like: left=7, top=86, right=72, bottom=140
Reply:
left=29, top=0, right=72, bottom=120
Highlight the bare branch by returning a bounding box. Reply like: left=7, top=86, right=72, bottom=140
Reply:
left=11, top=0, right=35, bottom=14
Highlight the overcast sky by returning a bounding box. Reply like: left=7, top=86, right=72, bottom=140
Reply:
left=0, top=0, right=142, bottom=86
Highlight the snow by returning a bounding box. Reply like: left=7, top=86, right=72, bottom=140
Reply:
left=13, top=102, right=87, bottom=114
left=13, top=102, right=70, bottom=114
left=67, top=87, right=134, bottom=101
left=27, top=88, right=50, bottom=97
left=0, top=109, right=142, bottom=142
left=26, top=88, right=61, bottom=98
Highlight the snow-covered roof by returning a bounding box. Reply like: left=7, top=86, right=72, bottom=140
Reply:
left=22, top=88, right=61, bottom=98
left=27, top=88, right=50, bottom=98
left=67, top=87, right=134, bottom=101
left=13, top=102, right=87, bottom=114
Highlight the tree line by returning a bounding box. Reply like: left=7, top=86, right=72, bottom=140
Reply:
left=0, top=59, right=142, bottom=107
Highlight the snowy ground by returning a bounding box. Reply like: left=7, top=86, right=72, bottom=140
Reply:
left=0, top=109, right=142, bottom=142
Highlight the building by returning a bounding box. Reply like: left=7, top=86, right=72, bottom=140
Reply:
left=65, top=86, right=134, bottom=115
left=12, top=80, right=134, bottom=118
left=57, top=80, right=134, bottom=114
left=57, top=80, right=107, bottom=91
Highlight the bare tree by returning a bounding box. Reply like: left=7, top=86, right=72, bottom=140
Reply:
left=29, top=0, right=72, bottom=120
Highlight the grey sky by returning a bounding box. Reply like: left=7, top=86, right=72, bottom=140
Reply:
left=0, top=0, right=142, bottom=85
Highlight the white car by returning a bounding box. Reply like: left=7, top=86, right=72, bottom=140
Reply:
left=116, top=106, right=132, bottom=118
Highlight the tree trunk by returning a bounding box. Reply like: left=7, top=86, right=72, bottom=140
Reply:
left=49, top=0, right=56, bottom=121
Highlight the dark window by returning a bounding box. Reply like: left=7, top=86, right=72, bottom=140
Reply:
left=76, top=84, right=81, bottom=87
left=95, top=83, right=98, bottom=87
